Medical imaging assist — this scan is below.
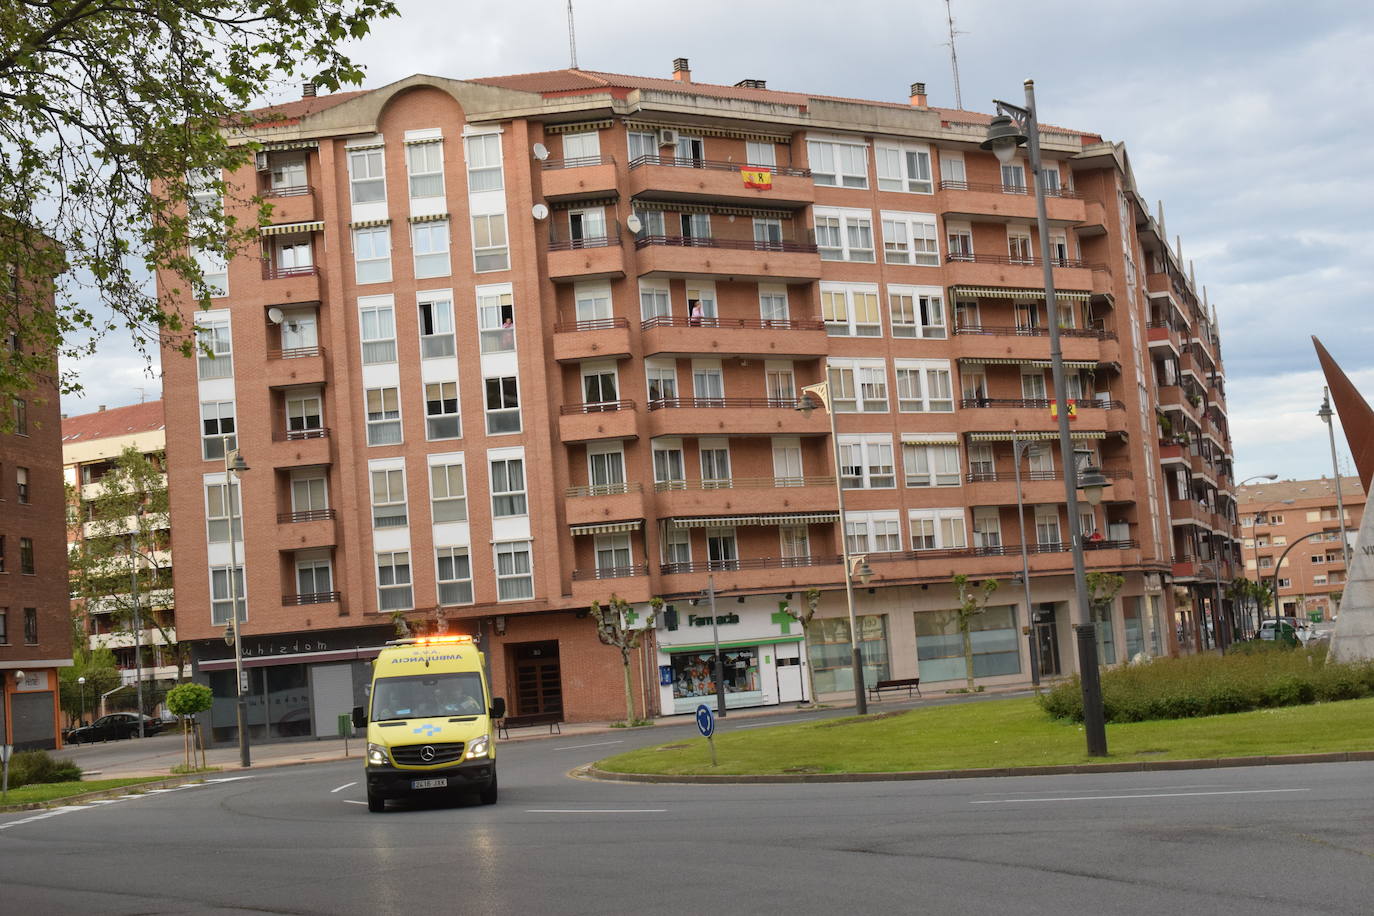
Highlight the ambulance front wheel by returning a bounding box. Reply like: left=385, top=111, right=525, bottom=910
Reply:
left=367, top=789, right=385, bottom=813
left=479, top=771, right=498, bottom=805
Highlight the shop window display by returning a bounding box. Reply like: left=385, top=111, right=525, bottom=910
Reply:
left=806, top=615, right=890, bottom=694
left=670, top=648, right=762, bottom=710
left=913, top=606, right=1021, bottom=682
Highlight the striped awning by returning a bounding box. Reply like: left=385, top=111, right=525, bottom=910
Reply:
left=968, top=430, right=1107, bottom=442
left=551, top=196, right=618, bottom=211
left=569, top=520, right=643, bottom=536
left=260, top=140, right=319, bottom=152
left=671, top=512, right=839, bottom=529
left=631, top=199, right=793, bottom=220
left=259, top=220, right=323, bottom=237
left=408, top=212, right=449, bottom=224
left=402, top=136, right=443, bottom=145
left=951, top=286, right=1092, bottom=302
left=349, top=218, right=390, bottom=229
left=545, top=119, right=614, bottom=135
left=901, top=434, right=959, bottom=446
left=959, top=357, right=1098, bottom=370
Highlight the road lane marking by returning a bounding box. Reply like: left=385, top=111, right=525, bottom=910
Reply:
left=555, top=741, right=625, bottom=750
left=342, top=799, right=368, bottom=805
left=973, top=788, right=1311, bottom=804
left=525, top=809, right=666, bottom=814
left=0, top=777, right=256, bottom=832
left=331, top=782, right=358, bottom=793
left=203, top=776, right=254, bottom=784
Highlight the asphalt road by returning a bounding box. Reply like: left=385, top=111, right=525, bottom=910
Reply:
left=3, top=711, right=1372, bottom=915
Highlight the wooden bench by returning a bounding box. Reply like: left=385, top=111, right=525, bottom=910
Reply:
left=496, top=712, right=563, bottom=739
left=868, top=677, right=921, bottom=701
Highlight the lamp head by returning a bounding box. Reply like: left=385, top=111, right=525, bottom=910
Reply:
left=794, top=394, right=816, bottom=418
left=14, top=670, right=24, bottom=684
left=851, top=555, right=873, bottom=586
left=981, top=114, right=1026, bottom=165
left=1262, top=474, right=1278, bottom=481
left=78, top=676, right=86, bottom=685
left=227, top=449, right=249, bottom=475
left=1078, top=465, right=1109, bottom=507
left=223, top=625, right=235, bottom=646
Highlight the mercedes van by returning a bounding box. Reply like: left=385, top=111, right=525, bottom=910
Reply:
left=351, top=635, right=505, bottom=812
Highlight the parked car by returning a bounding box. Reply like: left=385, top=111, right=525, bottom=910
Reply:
left=66, top=713, right=163, bottom=744
left=1257, top=619, right=1310, bottom=646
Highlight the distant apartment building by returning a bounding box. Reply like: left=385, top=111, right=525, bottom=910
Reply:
left=1238, top=476, right=1364, bottom=622
left=62, top=401, right=179, bottom=696
left=157, top=62, right=1239, bottom=741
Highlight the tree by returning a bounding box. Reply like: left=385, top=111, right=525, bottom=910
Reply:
left=0, top=0, right=398, bottom=410
left=951, top=574, right=1000, bottom=691
left=67, top=445, right=185, bottom=683
left=781, top=589, right=822, bottom=705
left=1086, top=572, right=1125, bottom=655
left=57, top=645, right=120, bottom=727
left=165, top=682, right=213, bottom=771
left=589, top=595, right=662, bottom=725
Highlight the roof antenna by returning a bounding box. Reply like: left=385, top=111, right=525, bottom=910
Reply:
left=567, top=0, right=578, bottom=69
left=943, top=0, right=965, bottom=110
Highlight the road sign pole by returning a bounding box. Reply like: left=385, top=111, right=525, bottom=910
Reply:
left=706, top=575, right=727, bottom=718
left=695, top=704, right=717, bottom=767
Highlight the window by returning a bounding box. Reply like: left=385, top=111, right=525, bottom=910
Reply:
left=353, top=226, right=392, bottom=284
left=1313, top=574, right=1328, bottom=586
left=888, top=287, right=946, bottom=338
left=429, top=461, right=467, bottom=523
left=200, top=403, right=235, bottom=461
left=807, top=615, right=890, bottom=694
left=594, top=534, right=633, bottom=576
left=780, top=525, right=810, bottom=561
left=680, top=212, right=711, bottom=239
left=909, top=509, right=966, bottom=550
left=814, top=208, right=874, bottom=262
left=1039, top=163, right=1061, bottom=195
left=820, top=283, right=881, bottom=336
left=406, top=142, right=444, bottom=198
left=588, top=447, right=626, bottom=493
left=662, top=527, right=691, bottom=565
left=627, top=131, right=657, bottom=162
left=371, top=468, right=407, bottom=528
left=875, top=143, right=933, bottom=193
left=753, top=218, right=784, bottom=248
left=903, top=442, right=960, bottom=487
left=359, top=301, right=396, bottom=364
left=424, top=382, right=460, bottom=440
left=274, top=239, right=313, bottom=272
left=1021, top=370, right=1048, bottom=400
left=946, top=221, right=974, bottom=260
left=639, top=282, right=671, bottom=321
left=205, top=481, right=242, bottom=543
left=839, top=435, right=895, bottom=489
left=280, top=308, right=318, bottom=353
left=269, top=157, right=306, bottom=191
left=490, top=457, right=527, bottom=517
left=759, top=285, right=790, bottom=322
left=1310, top=554, right=1325, bottom=565
left=675, top=134, right=705, bottom=162
left=969, top=445, right=995, bottom=478
left=290, top=475, right=328, bottom=514
left=894, top=360, right=954, bottom=412
left=881, top=212, right=939, bottom=266
left=210, top=566, right=246, bottom=625
left=15, top=467, right=27, bottom=503
left=1278, top=578, right=1292, bottom=589
left=418, top=297, right=455, bottom=358
left=296, top=559, right=333, bottom=600
left=465, top=133, right=503, bottom=192
left=484, top=377, right=520, bottom=434
left=653, top=440, right=686, bottom=489
left=377, top=551, right=413, bottom=610
left=1035, top=505, right=1061, bottom=546
left=477, top=289, right=515, bottom=352
left=827, top=359, right=887, bottom=413
left=472, top=214, right=509, bottom=271
left=348, top=148, right=385, bottom=204
left=939, top=154, right=966, bottom=188
left=765, top=366, right=796, bottom=404
left=412, top=221, right=451, bottom=278
left=746, top=141, right=776, bottom=167
left=19, top=536, right=34, bottom=574
left=285, top=391, right=322, bottom=436
left=436, top=547, right=473, bottom=604
left=1001, top=162, right=1026, bottom=193
left=807, top=139, right=868, bottom=188
left=973, top=507, right=1002, bottom=548
left=699, top=439, right=731, bottom=487
left=365, top=387, right=402, bottom=445
left=569, top=207, right=607, bottom=243
left=692, top=363, right=724, bottom=402
left=1258, top=556, right=1274, bottom=570
left=845, top=512, right=902, bottom=554
left=563, top=131, right=600, bottom=162
left=915, top=606, right=1020, bottom=682
left=631, top=207, right=665, bottom=238
left=646, top=361, right=678, bottom=402
left=706, top=529, right=739, bottom=571
left=1008, top=227, right=1034, bottom=264
left=196, top=319, right=232, bottom=379
left=494, top=541, right=534, bottom=601
left=0, top=608, right=6, bottom=644
left=582, top=366, right=619, bottom=405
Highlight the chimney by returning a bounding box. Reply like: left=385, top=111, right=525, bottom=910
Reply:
left=909, top=82, right=928, bottom=107
left=735, top=78, right=767, bottom=90
left=672, top=58, right=691, bottom=83
left=98, top=405, right=106, bottom=412
left=302, top=81, right=317, bottom=98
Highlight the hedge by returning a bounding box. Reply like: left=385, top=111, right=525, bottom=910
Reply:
left=4, top=750, right=83, bottom=788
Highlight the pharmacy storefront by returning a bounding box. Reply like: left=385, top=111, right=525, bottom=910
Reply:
left=656, top=597, right=809, bottom=715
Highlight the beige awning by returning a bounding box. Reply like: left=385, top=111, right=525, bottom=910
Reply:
left=951, top=286, right=1091, bottom=302
left=569, top=520, right=643, bottom=536
left=671, top=512, right=839, bottom=529
left=968, top=430, right=1107, bottom=442
left=349, top=218, right=391, bottom=229
left=959, top=357, right=1098, bottom=370
left=901, top=434, right=960, bottom=446
left=260, top=140, right=319, bottom=151
left=259, top=220, right=323, bottom=237
left=407, top=212, right=450, bottom=224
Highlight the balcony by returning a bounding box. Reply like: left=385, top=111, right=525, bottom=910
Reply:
left=259, top=261, right=320, bottom=304
left=634, top=236, right=820, bottom=282
left=564, top=482, right=646, bottom=527
left=275, top=507, right=337, bottom=548
left=957, top=398, right=1127, bottom=432
left=944, top=251, right=1094, bottom=293
left=1170, top=499, right=1209, bottom=527
left=265, top=346, right=326, bottom=388
left=261, top=186, right=318, bottom=224
left=558, top=400, right=639, bottom=443
left=570, top=564, right=652, bottom=604
left=657, top=554, right=843, bottom=596
left=1147, top=322, right=1183, bottom=355
left=963, top=468, right=1134, bottom=506
left=627, top=155, right=814, bottom=208
left=646, top=397, right=813, bottom=438
left=540, top=155, right=618, bottom=202
left=282, top=590, right=342, bottom=606
left=863, top=539, right=1141, bottom=583
left=553, top=317, right=633, bottom=363
left=268, top=427, right=331, bottom=467
left=1158, top=441, right=1187, bottom=463
left=655, top=477, right=838, bottom=519
left=1157, top=385, right=1200, bottom=418
left=939, top=179, right=1086, bottom=224
left=640, top=315, right=828, bottom=359
left=546, top=233, right=626, bottom=282
left=952, top=324, right=1110, bottom=364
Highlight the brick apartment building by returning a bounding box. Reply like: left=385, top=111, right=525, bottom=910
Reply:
left=1239, top=476, right=1365, bottom=623
left=1, top=252, right=72, bottom=750
left=158, top=62, right=1240, bottom=740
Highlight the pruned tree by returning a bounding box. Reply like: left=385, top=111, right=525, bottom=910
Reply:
left=57, top=644, right=120, bottom=727
left=0, top=0, right=398, bottom=410
left=952, top=574, right=1000, bottom=691
left=165, top=682, right=213, bottom=771
left=590, top=595, right=662, bottom=726
left=781, top=588, right=822, bottom=705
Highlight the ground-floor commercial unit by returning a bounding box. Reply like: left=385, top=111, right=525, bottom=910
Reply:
left=1, top=662, right=69, bottom=750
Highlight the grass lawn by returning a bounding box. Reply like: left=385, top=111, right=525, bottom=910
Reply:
left=597, top=696, right=1374, bottom=776
left=0, top=776, right=166, bottom=807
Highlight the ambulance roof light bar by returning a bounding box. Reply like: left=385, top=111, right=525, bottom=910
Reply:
left=385, top=635, right=476, bottom=647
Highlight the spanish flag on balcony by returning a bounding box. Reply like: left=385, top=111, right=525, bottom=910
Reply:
left=741, top=167, right=773, bottom=189
left=1050, top=399, right=1078, bottom=420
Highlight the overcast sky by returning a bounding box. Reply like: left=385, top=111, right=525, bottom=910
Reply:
left=63, top=0, right=1374, bottom=484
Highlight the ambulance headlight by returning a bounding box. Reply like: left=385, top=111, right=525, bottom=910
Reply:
left=366, top=743, right=390, bottom=766
left=465, top=735, right=490, bottom=759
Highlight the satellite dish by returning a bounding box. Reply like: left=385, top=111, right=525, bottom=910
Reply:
left=267, top=307, right=285, bottom=324
left=532, top=142, right=550, bottom=161
left=531, top=203, right=550, bottom=221
left=626, top=214, right=643, bottom=234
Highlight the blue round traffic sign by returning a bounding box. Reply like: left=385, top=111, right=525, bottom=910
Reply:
left=695, top=704, right=715, bottom=738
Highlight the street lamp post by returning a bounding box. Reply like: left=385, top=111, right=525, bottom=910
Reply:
left=78, top=675, right=87, bottom=726
left=128, top=504, right=146, bottom=738
left=222, top=436, right=251, bottom=768
left=1318, top=389, right=1352, bottom=571
left=1235, top=475, right=1279, bottom=638
left=983, top=80, right=1107, bottom=756
left=1011, top=434, right=1040, bottom=687
left=704, top=575, right=727, bottom=718
left=796, top=381, right=872, bottom=715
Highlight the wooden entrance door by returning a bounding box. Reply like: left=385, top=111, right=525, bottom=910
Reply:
left=511, top=641, right=563, bottom=717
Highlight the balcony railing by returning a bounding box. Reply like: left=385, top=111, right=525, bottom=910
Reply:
left=641, top=315, right=825, bottom=332
left=954, top=324, right=1115, bottom=340
left=273, top=427, right=330, bottom=442
left=958, top=397, right=1127, bottom=410
left=554, top=317, right=630, bottom=333
left=267, top=345, right=323, bottom=359
left=655, top=476, right=835, bottom=492
left=866, top=539, right=1140, bottom=563
left=647, top=397, right=801, bottom=410
left=634, top=235, right=818, bottom=254
left=628, top=154, right=811, bottom=178
left=571, top=564, right=649, bottom=581
left=946, top=251, right=1090, bottom=269
left=661, top=555, right=843, bottom=575
left=283, top=591, right=341, bottom=606
left=939, top=179, right=1083, bottom=199
left=965, top=468, right=1133, bottom=483
left=262, top=184, right=313, bottom=198
left=261, top=262, right=319, bottom=280
left=559, top=399, right=636, bottom=415
left=548, top=232, right=622, bottom=252
left=276, top=508, right=337, bottom=524
left=565, top=482, right=644, bottom=498
left=542, top=154, right=616, bottom=170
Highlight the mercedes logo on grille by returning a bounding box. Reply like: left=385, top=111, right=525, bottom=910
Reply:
left=420, top=745, right=436, bottom=762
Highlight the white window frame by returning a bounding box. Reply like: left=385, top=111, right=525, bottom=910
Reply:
left=353, top=226, right=392, bottom=285
left=411, top=220, right=451, bottom=278
left=908, top=508, right=967, bottom=550
left=894, top=359, right=954, bottom=412
left=875, top=142, right=933, bottom=193
left=465, top=133, right=503, bottom=193
left=844, top=511, right=902, bottom=554
left=489, top=456, right=527, bottom=518
left=472, top=213, right=509, bottom=272
left=196, top=319, right=232, bottom=379
left=562, top=131, right=601, bottom=162
left=838, top=434, right=896, bottom=490
left=820, top=282, right=881, bottom=337
left=365, top=386, right=402, bottom=446
left=377, top=551, right=413, bottom=611
left=887, top=285, right=946, bottom=339
left=418, top=294, right=455, bottom=359
left=646, top=359, right=678, bottom=403
left=902, top=441, right=961, bottom=487
left=370, top=467, right=408, bottom=529
left=205, top=481, right=242, bottom=544
left=746, top=141, right=776, bottom=168
left=201, top=400, right=236, bottom=460
left=759, top=284, right=790, bottom=323
left=477, top=286, right=516, bottom=353
left=406, top=142, right=445, bottom=199
left=814, top=207, right=875, bottom=262
left=359, top=300, right=397, bottom=364
left=429, top=459, right=467, bottom=523
left=424, top=380, right=461, bottom=440
left=348, top=148, right=386, bottom=204
left=210, top=565, right=246, bottom=625
left=494, top=540, right=534, bottom=601
left=827, top=358, right=888, bottom=413
left=483, top=376, right=521, bottom=434
left=436, top=546, right=474, bottom=606
left=807, top=138, right=868, bottom=188
left=881, top=211, right=940, bottom=266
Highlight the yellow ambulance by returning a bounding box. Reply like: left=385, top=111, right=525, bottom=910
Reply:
left=351, top=635, right=505, bottom=812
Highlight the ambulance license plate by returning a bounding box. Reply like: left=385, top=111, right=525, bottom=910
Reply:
left=411, top=778, right=448, bottom=790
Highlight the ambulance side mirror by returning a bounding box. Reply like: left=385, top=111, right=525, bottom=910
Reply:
left=351, top=705, right=366, bottom=729
left=489, top=697, right=507, bottom=720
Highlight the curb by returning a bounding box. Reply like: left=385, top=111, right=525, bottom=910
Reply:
left=0, top=773, right=216, bottom=813
left=583, top=750, right=1374, bottom=785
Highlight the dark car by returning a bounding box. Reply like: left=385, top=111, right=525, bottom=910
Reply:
left=66, top=713, right=163, bottom=744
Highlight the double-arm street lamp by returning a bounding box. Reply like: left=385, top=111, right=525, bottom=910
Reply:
left=1317, top=390, right=1352, bottom=567
left=1235, top=474, right=1280, bottom=639
left=983, top=80, right=1108, bottom=756
left=222, top=438, right=251, bottom=768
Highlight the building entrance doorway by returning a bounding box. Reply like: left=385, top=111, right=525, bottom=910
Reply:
left=1034, top=603, right=1061, bottom=676
left=509, top=641, right=563, bottom=717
